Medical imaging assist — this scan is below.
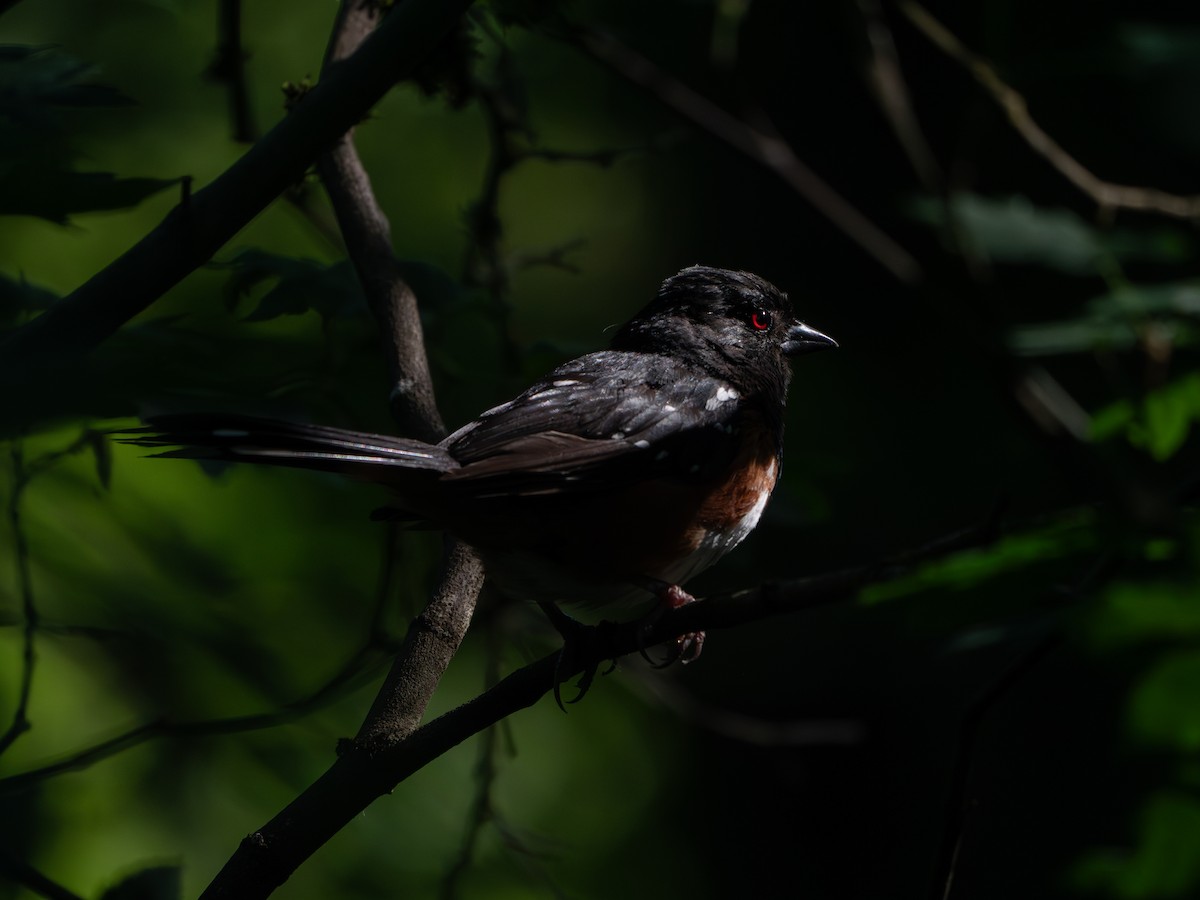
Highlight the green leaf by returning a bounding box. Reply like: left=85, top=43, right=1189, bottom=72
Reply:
left=1009, top=319, right=1140, bottom=356
left=98, top=865, right=182, bottom=900
left=1087, top=373, right=1200, bottom=459
left=909, top=193, right=1193, bottom=273
left=1143, top=373, right=1200, bottom=461
left=1011, top=283, right=1200, bottom=357
left=219, top=249, right=366, bottom=322
left=1091, top=581, right=1200, bottom=646
left=1072, top=793, right=1200, bottom=898
left=861, top=513, right=1095, bottom=603
left=1130, top=651, right=1200, bottom=751
left=0, top=45, right=134, bottom=129
left=0, top=165, right=178, bottom=222
left=1090, top=400, right=1136, bottom=442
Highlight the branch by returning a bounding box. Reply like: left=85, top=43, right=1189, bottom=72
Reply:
left=199, top=8, right=486, bottom=896
left=0, top=848, right=85, bottom=900
left=0, top=0, right=476, bottom=385
left=206, top=0, right=257, bottom=143
left=0, top=618, right=398, bottom=797
left=317, top=1, right=446, bottom=442
left=898, top=1, right=1200, bottom=221
left=566, top=25, right=922, bottom=283
left=313, top=0, right=483, bottom=751
left=196, top=515, right=1003, bottom=900
left=856, top=0, right=941, bottom=191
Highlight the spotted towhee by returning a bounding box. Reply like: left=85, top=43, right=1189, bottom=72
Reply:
left=129, top=266, right=835, bottom=663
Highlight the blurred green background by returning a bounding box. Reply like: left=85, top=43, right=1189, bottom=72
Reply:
left=2, top=1, right=1200, bottom=898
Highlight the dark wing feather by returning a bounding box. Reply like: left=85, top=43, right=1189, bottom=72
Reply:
left=441, top=351, right=748, bottom=496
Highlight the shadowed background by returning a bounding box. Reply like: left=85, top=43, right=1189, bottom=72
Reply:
left=2, top=1, right=1199, bottom=898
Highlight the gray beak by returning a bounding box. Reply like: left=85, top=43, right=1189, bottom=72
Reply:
left=782, top=321, right=838, bottom=356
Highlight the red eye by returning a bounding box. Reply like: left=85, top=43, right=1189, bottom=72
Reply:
left=751, top=310, right=772, bottom=331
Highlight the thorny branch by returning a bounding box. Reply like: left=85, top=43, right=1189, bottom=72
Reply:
left=898, top=0, right=1200, bottom=222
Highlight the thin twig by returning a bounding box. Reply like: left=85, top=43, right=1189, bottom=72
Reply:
left=898, top=0, right=1200, bottom=221
left=440, top=625, right=504, bottom=900
left=0, top=630, right=398, bottom=796
left=635, top=675, right=865, bottom=747
left=567, top=25, right=922, bottom=283
left=1, top=429, right=112, bottom=757
left=462, top=46, right=525, bottom=299
left=207, top=0, right=258, bottom=143
left=934, top=632, right=1060, bottom=900
left=856, top=0, right=940, bottom=191
left=0, top=847, right=85, bottom=900
left=933, top=553, right=1117, bottom=899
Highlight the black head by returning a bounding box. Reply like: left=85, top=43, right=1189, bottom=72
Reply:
left=612, top=265, right=835, bottom=396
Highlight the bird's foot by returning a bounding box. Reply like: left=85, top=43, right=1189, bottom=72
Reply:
left=538, top=601, right=617, bottom=712
left=634, top=581, right=706, bottom=668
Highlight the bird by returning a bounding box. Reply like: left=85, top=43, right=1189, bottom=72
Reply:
left=127, top=265, right=835, bottom=676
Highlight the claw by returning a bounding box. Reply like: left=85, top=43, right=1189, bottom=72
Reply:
left=538, top=602, right=616, bottom=711
left=634, top=581, right=707, bottom=668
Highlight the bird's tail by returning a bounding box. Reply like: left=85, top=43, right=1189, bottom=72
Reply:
left=122, top=414, right=458, bottom=483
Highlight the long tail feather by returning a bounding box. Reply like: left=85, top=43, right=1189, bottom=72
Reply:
left=121, top=414, right=458, bottom=481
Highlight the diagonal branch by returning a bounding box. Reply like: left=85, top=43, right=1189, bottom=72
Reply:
left=0, top=0, right=476, bottom=385
left=898, top=0, right=1200, bottom=221
left=0, top=847, right=85, bottom=900
left=566, top=25, right=922, bottom=283
left=196, top=512, right=1012, bottom=900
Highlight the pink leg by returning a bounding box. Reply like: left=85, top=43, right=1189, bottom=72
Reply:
left=632, top=580, right=706, bottom=667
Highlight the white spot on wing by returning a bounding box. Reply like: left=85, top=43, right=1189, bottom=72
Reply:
left=705, top=385, right=739, bottom=411
left=553, top=379, right=580, bottom=387
left=611, top=431, right=625, bottom=440
left=634, top=440, right=650, bottom=449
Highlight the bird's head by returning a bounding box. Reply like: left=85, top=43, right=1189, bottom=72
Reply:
left=612, top=265, right=836, bottom=395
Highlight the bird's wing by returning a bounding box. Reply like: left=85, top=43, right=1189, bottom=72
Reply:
left=441, top=351, right=751, bottom=497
